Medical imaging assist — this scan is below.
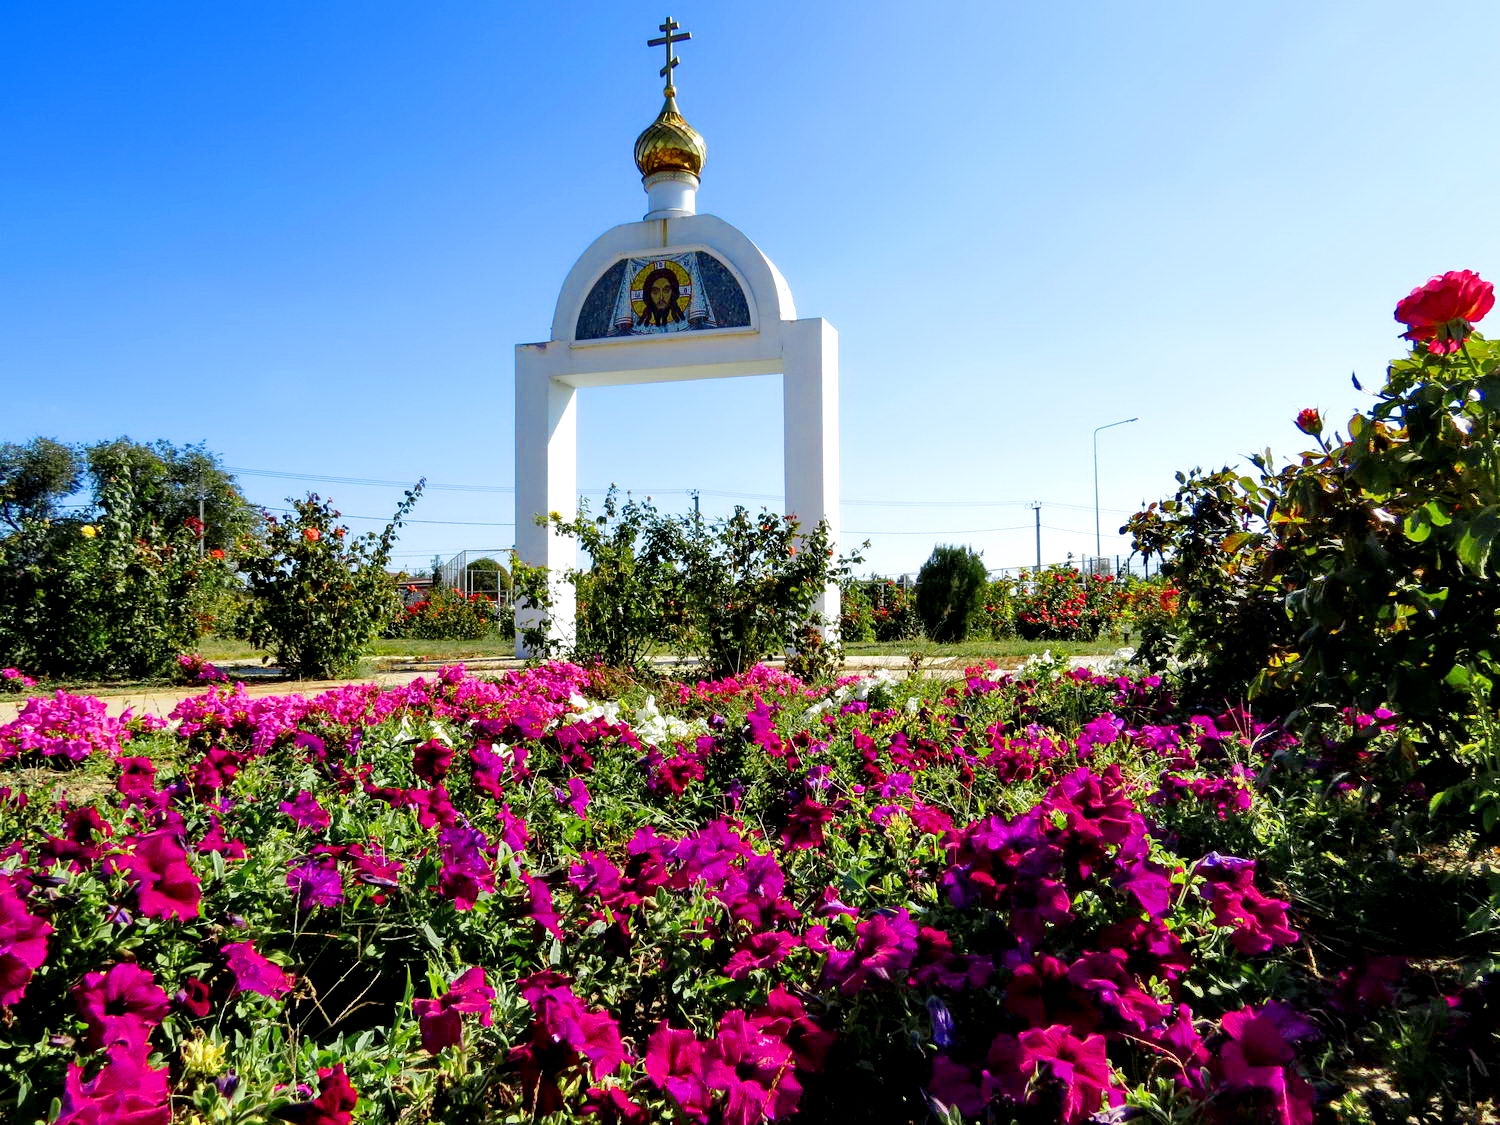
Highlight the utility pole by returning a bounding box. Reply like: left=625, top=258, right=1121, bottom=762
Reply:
left=197, top=490, right=206, bottom=557
left=690, top=489, right=700, bottom=523
left=1031, top=501, right=1041, bottom=573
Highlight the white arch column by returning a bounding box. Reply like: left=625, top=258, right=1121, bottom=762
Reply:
left=513, top=342, right=578, bottom=654
left=782, top=318, right=841, bottom=631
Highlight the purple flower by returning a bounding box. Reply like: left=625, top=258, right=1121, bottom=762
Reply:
left=436, top=824, right=495, bottom=910
left=822, top=908, right=919, bottom=996
left=222, top=940, right=295, bottom=999
left=288, top=857, right=345, bottom=910
left=279, top=789, right=331, bottom=830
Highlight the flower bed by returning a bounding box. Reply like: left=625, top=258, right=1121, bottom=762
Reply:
left=0, top=660, right=1490, bottom=1123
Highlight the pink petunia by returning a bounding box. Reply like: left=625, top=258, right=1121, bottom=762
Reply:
left=117, top=831, right=201, bottom=921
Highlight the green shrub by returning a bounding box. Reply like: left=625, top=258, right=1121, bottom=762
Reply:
left=838, top=580, right=875, bottom=641
left=914, top=544, right=988, bottom=643
left=646, top=507, right=861, bottom=677
left=865, top=577, right=921, bottom=641
left=548, top=490, right=682, bottom=669
left=0, top=441, right=237, bottom=680
left=236, top=486, right=422, bottom=679
left=386, top=585, right=497, bottom=641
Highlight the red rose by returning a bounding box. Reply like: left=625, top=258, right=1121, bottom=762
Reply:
left=1295, top=408, right=1323, bottom=436
left=1395, top=270, right=1494, bottom=354
left=302, top=528, right=321, bottom=542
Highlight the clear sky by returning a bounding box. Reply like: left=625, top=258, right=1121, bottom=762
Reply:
left=4, top=1, right=1497, bottom=578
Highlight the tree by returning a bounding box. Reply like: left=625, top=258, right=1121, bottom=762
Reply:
left=914, top=545, right=989, bottom=643
left=85, top=438, right=257, bottom=552
left=0, top=438, right=81, bottom=530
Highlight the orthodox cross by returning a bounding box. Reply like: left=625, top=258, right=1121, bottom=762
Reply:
left=647, top=16, right=692, bottom=94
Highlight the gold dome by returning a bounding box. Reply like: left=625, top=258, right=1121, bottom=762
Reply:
left=633, top=92, right=706, bottom=180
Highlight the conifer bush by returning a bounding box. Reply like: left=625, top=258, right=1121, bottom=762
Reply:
left=914, top=544, right=989, bottom=643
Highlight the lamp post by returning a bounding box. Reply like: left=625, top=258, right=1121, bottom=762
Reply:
left=1093, top=417, right=1138, bottom=559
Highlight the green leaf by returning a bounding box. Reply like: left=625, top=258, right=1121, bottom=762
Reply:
left=1456, top=506, right=1500, bottom=577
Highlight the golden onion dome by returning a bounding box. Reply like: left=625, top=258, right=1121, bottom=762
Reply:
left=633, top=91, right=706, bottom=180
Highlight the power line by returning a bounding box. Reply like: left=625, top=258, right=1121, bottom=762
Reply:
left=223, top=465, right=1134, bottom=514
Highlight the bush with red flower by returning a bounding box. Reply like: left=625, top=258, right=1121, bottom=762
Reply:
left=385, top=583, right=499, bottom=641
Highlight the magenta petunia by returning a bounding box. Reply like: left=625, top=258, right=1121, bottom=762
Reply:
left=0, top=878, right=51, bottom=1006
left=118, top=830, right=201, bottom=921
left=822, top=908, right=919, bottom=996
left=1015, top=1024, right=1121, bottom=1123
left=412, top=738, right=454, bottom=782
left=281, top=1063, right=358, bottom=1125
left=222, top=940, right=295, bottom=1000
left=55, top=1043, right=171, bottom=1125
left=413, top=965, right=494, bottom=1054
left=703, top=1008, right=803, bottom=1125
left=279, top=789, right=331, bottom=830
left=520, top=872, right=564, bottom=938
left=723, top=931, right=800, bottom=978
left=435, top=823, right=495, bottom=910
left=287, top=856, right=345, bottom=910
left=72, top=962, right=170, bottom=1051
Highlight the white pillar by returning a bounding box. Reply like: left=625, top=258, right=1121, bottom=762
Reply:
left=514, top=343, right=578, bottom=657
left=781, top=318, right=841, bottom=637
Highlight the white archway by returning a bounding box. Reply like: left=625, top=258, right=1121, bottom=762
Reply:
left=513, top=212, right=839, bottom=656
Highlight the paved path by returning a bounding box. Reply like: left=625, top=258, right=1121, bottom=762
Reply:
left=0, top=653, right=1116, bottom=724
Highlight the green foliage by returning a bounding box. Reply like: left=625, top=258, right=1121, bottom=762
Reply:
left=0, top=437, right=81, bottom=530
left=547, top=490, right=681, bottom=669
left=647, top=507, right=861, bottom=678
left=914, top=545, right=989, bottom=643
left=0, top=443, right=237, bottom=680
left=540, top=500, right=862, bottom=678
left=838, top=579, right=876, bottom=641
left=1127, top=466, right=1293, bottom=704
left=236, top=485, right=422, bottom=679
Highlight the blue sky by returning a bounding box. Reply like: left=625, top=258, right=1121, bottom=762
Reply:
left=4, top=2, right=1497, bottom=577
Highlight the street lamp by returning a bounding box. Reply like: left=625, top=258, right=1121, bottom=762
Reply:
left=1093, top=417, right=1139, bottom=559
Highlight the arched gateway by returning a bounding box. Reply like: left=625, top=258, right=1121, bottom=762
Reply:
left=513, top=18, right=840, bottom=656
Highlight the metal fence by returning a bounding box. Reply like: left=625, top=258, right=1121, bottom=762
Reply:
left=435, top=551, right=511, bottom=604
